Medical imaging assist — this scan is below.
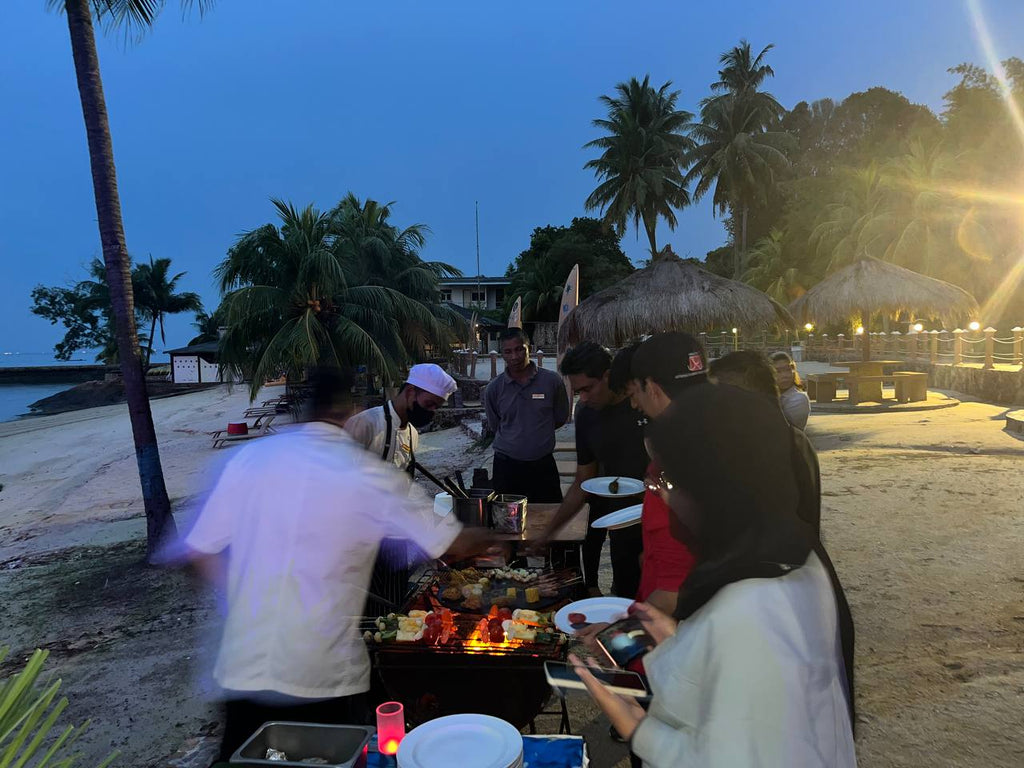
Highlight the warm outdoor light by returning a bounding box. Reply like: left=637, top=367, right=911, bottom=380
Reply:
left=731, top=327, right=738, bottom=334
left=855, top=326, right=865, bottom=335
left=376, top=701, right=405, bottom=755
left=913, top=323, right=924, bottom=332
left=968, top=321, right=981, bottom=331
left=804, top=323, right=814, bottom=331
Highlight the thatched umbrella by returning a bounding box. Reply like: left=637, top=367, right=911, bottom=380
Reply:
left=558, top=248, right=793, bottom=348
left=788, top=258, right=978, bottom=361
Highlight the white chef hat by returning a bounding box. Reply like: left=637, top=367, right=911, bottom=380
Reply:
left=406, top=363, right=458, bottom=401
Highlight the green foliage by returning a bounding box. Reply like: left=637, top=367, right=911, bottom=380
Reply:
left=505, top=217, right=635, bottom=321
left=30, top=259, right=151, bottom=363
left=216, top=196, right=463, bottom=398
left=0, top=647, right=116, bottom=768
left=583, top=76, right=694, bottom=255
left=133, top=255, right=203, bottom=365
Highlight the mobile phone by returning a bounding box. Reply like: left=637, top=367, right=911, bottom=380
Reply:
left=543, top=661, right=649, bottom=698
left=595, top=617, right=655, bottom=668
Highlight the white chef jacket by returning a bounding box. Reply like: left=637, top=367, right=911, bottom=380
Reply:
left=184, top=422, right=460, bottom=699
left=344, top=401, right=418, bottom=472
left=631, top=552, right=856, bottom=768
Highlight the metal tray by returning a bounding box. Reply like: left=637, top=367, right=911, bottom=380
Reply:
left=230, top=722, right=374, bottom=767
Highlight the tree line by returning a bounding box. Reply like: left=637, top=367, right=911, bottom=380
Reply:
left=581, top=41, right=1024, bottom=329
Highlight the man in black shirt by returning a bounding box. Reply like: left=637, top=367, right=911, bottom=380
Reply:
left=538, top=342, right=647, bottom=598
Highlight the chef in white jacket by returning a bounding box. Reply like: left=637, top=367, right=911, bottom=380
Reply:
left=569, top=381, right=856, bottom=768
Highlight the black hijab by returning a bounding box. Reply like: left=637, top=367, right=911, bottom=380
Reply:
left=648, top=380, right=856, bottom=726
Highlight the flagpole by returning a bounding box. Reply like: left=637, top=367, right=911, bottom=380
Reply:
left=475, top=201, right=481, bottom=308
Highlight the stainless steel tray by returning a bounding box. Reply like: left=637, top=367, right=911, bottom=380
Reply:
left=229, top=722, right=374, bottom=767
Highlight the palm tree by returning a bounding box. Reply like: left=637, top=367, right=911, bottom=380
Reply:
left=508, top=257, right=565, bottom=322
left=584, top=76, right=694, bottom=256
left=742, top=229, right=809, bottom=302
left=48, top=0, right=212, bottom=556
left=133, top=256, right=203, bottom=367
left=217, top=199, right=457, bottom=399
left=703, top=40, right=785, bottom=127
left=685, top=95, right=793, bottom=277
left=810, top=163, right=894, bottom=272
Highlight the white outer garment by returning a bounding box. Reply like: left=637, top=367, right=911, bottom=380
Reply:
left=630, top=552, right=856, bottom=768
left=344, top=401, right=417, bottom=471
left=780, top=386, right=811, bottom=431
left=184, top=422, right=460, bottom=699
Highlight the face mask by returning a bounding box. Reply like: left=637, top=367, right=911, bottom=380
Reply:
left=408, top=400, right=435, bottom=428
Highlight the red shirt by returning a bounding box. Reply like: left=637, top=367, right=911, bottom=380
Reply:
left=636, top=465, right=696, bottom=602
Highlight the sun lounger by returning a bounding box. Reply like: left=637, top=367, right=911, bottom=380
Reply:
left=211, top=414, right=277, bottom=448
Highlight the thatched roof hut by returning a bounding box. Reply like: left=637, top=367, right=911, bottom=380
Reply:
left=558, top=248, right=793, bottom=348
left=788, top=258, right=978, bottom=360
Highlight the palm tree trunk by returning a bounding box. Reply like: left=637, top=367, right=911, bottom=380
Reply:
left=736, top=204, right=749, bottom=279
left=147, top=314, right=157, bottom=369
left=642, top=211, right=658, bottom=258
left=64, top=0, right=176, bottom=557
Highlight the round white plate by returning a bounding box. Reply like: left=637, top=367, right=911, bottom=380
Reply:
left=581, top=476, right=645, bottom=498
left=553, top=596, right=633, bottom=634
left=397, top=714, right=523, bottom=768
left=591, top=504, right=643, bottom=531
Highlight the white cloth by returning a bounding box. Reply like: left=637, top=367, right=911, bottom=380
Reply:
left=344, top=402, right=417, bottom=471
left=630, top=553, right=856, bottom=768
left=184, top=422, right=461, bottom=699
left=406, top=363, right=458, bottom=400
left=780, top=386, right=811, bottom=430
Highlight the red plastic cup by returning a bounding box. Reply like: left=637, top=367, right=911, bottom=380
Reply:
left=376, top=701, right=405, bottom=755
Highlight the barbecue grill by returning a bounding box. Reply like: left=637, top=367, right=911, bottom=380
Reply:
left=364, top=568, right=581, bottom=730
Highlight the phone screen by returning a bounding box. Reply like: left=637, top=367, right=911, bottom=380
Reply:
left=596, top=617, right=655, bottom=667
left=544, top=661, right=648, bottom=694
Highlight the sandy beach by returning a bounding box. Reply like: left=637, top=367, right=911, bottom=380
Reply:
left=2, top=378, right=1023, bottom=766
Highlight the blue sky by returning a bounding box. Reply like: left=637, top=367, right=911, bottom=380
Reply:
left=3, top=0, right=1024, bottom=357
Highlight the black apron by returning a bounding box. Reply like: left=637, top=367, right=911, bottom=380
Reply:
left=366, top=403, right=412, bottom=617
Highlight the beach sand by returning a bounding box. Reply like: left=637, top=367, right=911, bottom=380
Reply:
left=2, top=381, right=1023, bottom=766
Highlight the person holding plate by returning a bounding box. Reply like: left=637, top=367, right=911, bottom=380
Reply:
left=538, top=342, right=648, bottom=599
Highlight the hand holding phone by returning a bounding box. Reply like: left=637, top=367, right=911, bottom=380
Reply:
left=544, top=660, right=649, bottom=698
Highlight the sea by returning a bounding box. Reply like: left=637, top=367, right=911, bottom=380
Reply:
left=0, top=352, right=97, bottom=423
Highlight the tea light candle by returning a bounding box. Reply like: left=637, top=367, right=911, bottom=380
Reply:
left=376, top=701, right=405, bottom=755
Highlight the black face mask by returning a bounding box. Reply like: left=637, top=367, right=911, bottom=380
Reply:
left=408, top=401, right=435, bottom=428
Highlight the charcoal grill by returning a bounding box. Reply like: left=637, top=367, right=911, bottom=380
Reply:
left=364, top=568, right=580, bottom=730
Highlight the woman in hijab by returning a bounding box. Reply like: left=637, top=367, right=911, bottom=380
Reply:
left=569, top=380, right=856, bottom=768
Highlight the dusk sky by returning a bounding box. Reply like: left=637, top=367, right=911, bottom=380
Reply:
left=3, top=0, right=1024, bottom=358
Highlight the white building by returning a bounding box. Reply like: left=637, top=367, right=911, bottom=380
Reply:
left=166, top=341, right=229, bottom=384
left=438, top=276, right=510, bottom=311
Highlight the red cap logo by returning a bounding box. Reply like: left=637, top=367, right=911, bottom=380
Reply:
left=687, top=352, right=704, bottom=372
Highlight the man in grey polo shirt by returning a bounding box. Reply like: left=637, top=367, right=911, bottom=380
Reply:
left=484, top=328, right=570, bottom=502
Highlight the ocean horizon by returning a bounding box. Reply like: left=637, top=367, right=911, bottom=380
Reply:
left=0, top=351, right=169, bottom=422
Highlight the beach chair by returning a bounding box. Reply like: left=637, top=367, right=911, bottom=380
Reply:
left=211, top=414, right=277, bottom=448
left=209, top=412, right=276, bottom=439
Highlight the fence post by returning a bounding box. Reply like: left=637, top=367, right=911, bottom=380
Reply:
left=720, top=331, right=728, bottom=356
left=953, top=329, right=963, bottom=365
left=837, top=333, right=845, bottom=356
left=536, top=350, right=545, bottom=369
left=470, top=350, right=478, bottom=378
left=891, top=331, right=902, bottom=358
left=489, top=350, right=498, bottom=379
left=699, top=332, right=708, bottom=356
left=984, top=327, right=996, bottom=369
left=929, top=331, right=939, bottom=364
left=907, top=330, right=917, bottom=361
left=457, top=350, right=467, bottom=376
left=1013, top=327, right=1023, bottom=366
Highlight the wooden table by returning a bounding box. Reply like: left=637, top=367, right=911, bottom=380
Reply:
left=833, top=360, right=903, bottom=402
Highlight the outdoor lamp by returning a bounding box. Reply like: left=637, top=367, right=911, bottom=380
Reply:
left=968, top=321, right=981, bottom=331
left=855, top=326, right=865, bottom=335
left=731, top=327, right=738, bottom=334
left=913, top=323, right=924, bottom=332
left=804, top=323, right=814, bottom=332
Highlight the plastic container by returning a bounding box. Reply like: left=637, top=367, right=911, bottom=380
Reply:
left=230, top=722, right=374, bottom=767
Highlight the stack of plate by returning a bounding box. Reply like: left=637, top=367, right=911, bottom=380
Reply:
left=397, top=714, right=524, bottom=768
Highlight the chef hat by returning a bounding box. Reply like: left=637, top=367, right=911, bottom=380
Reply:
left=406, top=364, right=458, bottom=401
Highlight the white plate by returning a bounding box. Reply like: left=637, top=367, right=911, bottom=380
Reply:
left=591, top=504, right=643, bottom=531
left=553, top=596, right=633, bottom=634
left=397, top=714, right=523, bottom=768
left=581, top=476, right=645, bottom=498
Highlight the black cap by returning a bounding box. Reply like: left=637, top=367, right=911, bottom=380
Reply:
left=632, top=332, right=707, bottom=392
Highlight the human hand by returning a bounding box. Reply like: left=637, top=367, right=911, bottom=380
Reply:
left=629, top=601, right=677, bottom=646
left=572, top=621, right=611, bottom=653
left=567, top=653, right=646, bottom=740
